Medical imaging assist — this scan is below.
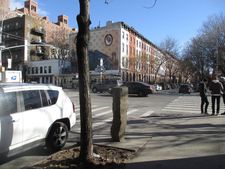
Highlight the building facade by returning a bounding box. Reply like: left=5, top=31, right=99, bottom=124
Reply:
left=0, top=0, right=10, bottom=19
left=1, top=0, right=76, bottom=84
left=70, top=21, right=177, bottom=84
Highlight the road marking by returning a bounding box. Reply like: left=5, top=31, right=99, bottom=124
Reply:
left=93, top=110, right=112, bottom=118
left=93, top=109, right=138, bottom=127
left=140, top=110, right=154, bottom=117
left=162, top=109, right=200, bottom=113
left=92, top=106, right=109, bottom=112
left=162, top=96, right=212, bottom=114
left=76, top=105, right=105, bottom=116
left=75, top=108, right=139, bottom=129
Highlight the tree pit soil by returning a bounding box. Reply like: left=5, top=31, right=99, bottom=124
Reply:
left=25, top=144, right=135, bottom=169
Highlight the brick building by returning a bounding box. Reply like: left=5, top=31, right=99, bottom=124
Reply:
left=1, top=0, right=76, bottom=83
left=70, top=21, right=177, bottom=83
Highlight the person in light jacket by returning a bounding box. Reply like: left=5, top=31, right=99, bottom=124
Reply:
left=209, top=75, right=224, bottom=115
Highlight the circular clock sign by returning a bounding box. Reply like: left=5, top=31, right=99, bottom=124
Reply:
left=104, top=34, right=113, bottom=46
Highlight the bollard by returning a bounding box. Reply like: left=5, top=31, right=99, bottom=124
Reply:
left=111, top=86, right=128, bottom=142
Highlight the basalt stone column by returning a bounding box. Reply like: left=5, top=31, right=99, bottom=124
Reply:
left=111, top=86, right=128, bottom=142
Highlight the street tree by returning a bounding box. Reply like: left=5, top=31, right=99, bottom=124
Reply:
left=181, top=13, right=225, bottom=80
left=76, top=0, right=93, bottom=163
left=75, top=0, right=160, bottom=164
left=159, top=36, right=180, bottom=57
left=153, top=51, right=167, bottom=83
left=200, top=13, right=225, bottom=75
left=48, top=28, right=71, bottom=59
left=160, top=37, right=180, bottom=83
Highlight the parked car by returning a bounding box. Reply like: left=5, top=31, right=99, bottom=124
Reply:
left=123, top=81, right=153, bottom=97
left=179, top=84, right=192, bottom=94
left=0, top=83, right=76, bottom=158
left=92, top=80, right=122, bottom=94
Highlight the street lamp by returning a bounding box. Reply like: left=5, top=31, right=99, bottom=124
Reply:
left=0, top=11, right=23, bottom=67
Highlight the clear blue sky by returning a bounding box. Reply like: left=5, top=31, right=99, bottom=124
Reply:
left=11, top=0, right=225, bottom=49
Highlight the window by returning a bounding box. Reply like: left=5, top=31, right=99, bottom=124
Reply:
left=122, top=43, right=124, bottom=53
left=23, top=90, right=41, bottom=110
left=35, top=67, right=38, bottom=74
left=44, top=66, right=47, bottom=73
left=0, top=92, right=17, bottom=116
left=48, top=66, right=52, bottom=73
left=40, top=66, right=43, bottom=74
left=40, top=90, right=48, bottom=107
left=47, top=90, right=59, bottom=105
left=32, top=67, right=35, bottom=74
left=122, top=32, right=124, bottom=39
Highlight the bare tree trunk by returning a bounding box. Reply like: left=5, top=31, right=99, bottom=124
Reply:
left=76, top=0, right=93, bottom=163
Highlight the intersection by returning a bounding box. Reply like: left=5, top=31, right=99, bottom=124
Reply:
left=1, top=90, right=225, bottom=169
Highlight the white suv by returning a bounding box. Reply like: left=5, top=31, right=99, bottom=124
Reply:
left=0, top=83, right=76, bottom=157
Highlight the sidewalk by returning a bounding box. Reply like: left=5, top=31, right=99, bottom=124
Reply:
left=2, top=112, right=225, bottom=169
left=113, top=112, right=225, bottom=169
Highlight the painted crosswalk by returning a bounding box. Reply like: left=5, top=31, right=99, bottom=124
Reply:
left=162, top=96, right=212, bottom=114
left=73, top=105, right=154, bottom=131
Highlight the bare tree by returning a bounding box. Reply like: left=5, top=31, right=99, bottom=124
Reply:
left=76, top=0, right=93, bottom=163
left=159, top=37, right=180, bottom=83
left=181, top=13, right=225, bottom=80
left=160, top=36, right=180, bottom=57
left=153, top=52, right=167, bottom=83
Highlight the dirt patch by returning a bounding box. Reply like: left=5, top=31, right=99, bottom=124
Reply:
left=24, top=144, right=135, bottom=169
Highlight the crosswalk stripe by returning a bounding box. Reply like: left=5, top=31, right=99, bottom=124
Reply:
left=162, top=96, right=214, bottom=114
left=164, top=106, right=200, bottom=110
left=92, top=106, right=109, bottom=112
left=162, top=109, right=200, bottom=113
left=140, top=110, right=154, bottom=117
left=93, top=109, right=138, bottom=127
left=76, top=105, right=104, bottom=116
left=93, top=110, right=112, bottom=118
left=75, top=108, right=139, bottom=128
left=75, top=108, right=139, bottom=125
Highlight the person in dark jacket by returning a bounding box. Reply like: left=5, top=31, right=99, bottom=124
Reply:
left=199, top=78, right=209, bottom=114
left=221, top=78, right=225, bottom=115
left=209, top=75, right=224, bottom=115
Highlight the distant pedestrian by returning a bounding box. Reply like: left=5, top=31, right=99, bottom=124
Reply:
left=220, top=77, right=225, bottom=115
left=209, top=75, right=224, bottom=115
left=199, top=78, right=209, bottom=114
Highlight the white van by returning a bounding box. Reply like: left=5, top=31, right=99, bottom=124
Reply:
left=0, top=83, right=76, bottom=157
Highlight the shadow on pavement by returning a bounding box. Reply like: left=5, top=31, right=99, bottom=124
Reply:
left=0, top=145, right=51, bottom=166
left=125, top=154, right=225, bottom=169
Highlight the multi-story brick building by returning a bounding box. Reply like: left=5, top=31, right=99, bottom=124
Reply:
left=70, top=21, right=176, bottom=83
left=1, top=0, right=76, bottom=83
left=0, top=0, right=10, bottom=19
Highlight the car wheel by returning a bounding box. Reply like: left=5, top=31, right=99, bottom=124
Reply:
left=92, top=87, right=97, bottom=93
left=46, top=122, right=68, bottom=152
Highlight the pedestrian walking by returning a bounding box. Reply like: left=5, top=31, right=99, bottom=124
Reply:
left=199, top=78, right=209, bottom=114
left=209, top=75, right=224, bottom=115
left=220, top=77, right=225, bottom=115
